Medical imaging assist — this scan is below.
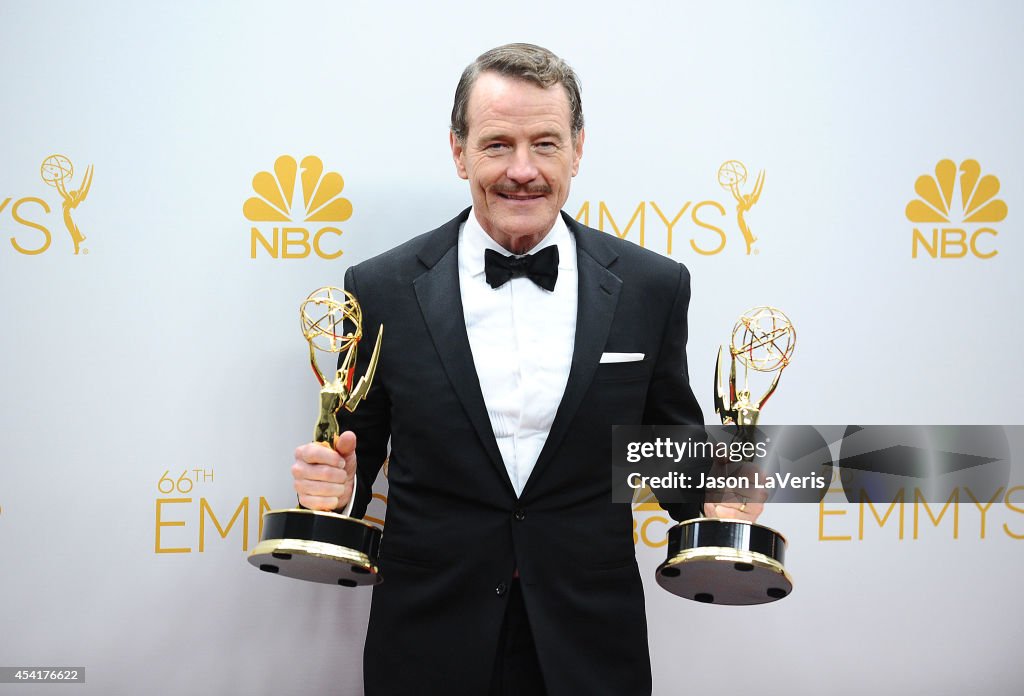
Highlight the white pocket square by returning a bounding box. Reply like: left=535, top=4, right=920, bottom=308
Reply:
left=600, top=352, right=645, bottom=364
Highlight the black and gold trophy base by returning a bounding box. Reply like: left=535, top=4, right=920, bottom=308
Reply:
left=248, top=509, right=382, bottom=587
left=656, top=518, right=792, bottom=605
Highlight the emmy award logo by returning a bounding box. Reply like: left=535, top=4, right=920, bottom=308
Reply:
left=40, top=154, right=93, bottom=255
left=656, top=306, right=797, bottom=605
left=249, top=287, right=385, bottom=586
left=718, top=160, right=764, bottom=255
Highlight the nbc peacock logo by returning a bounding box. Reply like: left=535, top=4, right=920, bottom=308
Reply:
left=906, top=159, right=1007, bottom=259
left=244, top=155, right=353, bottom=259
left=632, top=487, right=671, bottom=549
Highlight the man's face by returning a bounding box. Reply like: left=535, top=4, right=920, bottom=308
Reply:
left=451, top=71, right=584, bottom=254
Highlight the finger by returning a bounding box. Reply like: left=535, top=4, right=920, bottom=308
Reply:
left=717, top=491, right=746, bottom=506
left=295, top=442, right=343, bottom=468
left=334, top=431, right=358, bottom=476
left=748, top=489, right=769, bottom=504
left=296, top=494, right=342, bottom=512
left=295, top=477, right=350, bottom=499
left=738, top=501, right=764, bottom=520
left=292, top=460, right=348, bottom=485
left=334, top=430, right=357, bottom=457
left=712, top=503, right=742, bottom=519
left=705, top=501, right=741, bottom=517
left=709, top=501, right=764, bottom=522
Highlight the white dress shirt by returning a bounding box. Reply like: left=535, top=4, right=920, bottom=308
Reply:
left=459, top=209, right=578, bottom=497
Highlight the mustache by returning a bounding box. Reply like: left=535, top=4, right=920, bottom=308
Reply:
left=491, top=185, right=552, bottom=196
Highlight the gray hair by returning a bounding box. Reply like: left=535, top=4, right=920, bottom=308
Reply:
left=450, top=43, right=584, bottom=144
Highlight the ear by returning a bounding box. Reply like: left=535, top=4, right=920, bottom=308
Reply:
left=571, top=128, right=585, bottom=177
left=450, top=131, right=469, bottom=180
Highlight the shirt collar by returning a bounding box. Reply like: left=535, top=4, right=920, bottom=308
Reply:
left=459, top=208, right=577, bottom=278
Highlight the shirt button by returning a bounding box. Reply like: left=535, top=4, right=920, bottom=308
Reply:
left=513, top=509, right=526, bottom=521
left=495, top=583, right=508, bottom=596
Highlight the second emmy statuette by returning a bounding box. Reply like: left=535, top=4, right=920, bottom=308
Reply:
left=656, top=307, right=796, bottom=605
left=248, top=287, right=384, bottom=586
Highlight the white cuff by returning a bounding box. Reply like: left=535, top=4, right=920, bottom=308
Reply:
left=339, top=474, right=357, bottom=517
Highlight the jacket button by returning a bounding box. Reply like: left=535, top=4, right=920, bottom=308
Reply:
left=495, top=583, right=508, bottom=596
left=513, top=509, right=526, bottom=521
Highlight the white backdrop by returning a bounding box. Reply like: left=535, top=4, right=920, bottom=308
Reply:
left=1, top=1, right=1022, bottom=694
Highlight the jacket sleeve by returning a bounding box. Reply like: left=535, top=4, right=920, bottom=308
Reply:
left=641, top=262, right=710, bottom=522
left=336, top=264, right=392, bottom=520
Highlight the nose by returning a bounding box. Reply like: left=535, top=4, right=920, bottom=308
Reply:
left=506, top=148, right=539, bottom=184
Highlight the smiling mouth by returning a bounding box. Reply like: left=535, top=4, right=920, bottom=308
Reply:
left=496, top=191, right=547, bottom=201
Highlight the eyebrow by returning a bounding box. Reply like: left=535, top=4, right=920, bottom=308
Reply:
left=474, top=129, right=566, bottom=145
left=531, top=130, right=565, bottom=142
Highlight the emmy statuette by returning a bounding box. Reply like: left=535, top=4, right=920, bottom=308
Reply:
left=656, top=307, right=796, bottom=605
left=248, top=287, right=384, bottom=586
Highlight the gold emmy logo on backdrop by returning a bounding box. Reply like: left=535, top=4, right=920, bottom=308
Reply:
left=4, top=154, right=94, bottom=255
left=907, top=159, right=1006, bottom=259
left=572, top=157, right=765, bottom=256
left=41, top=154, right=93, bottom=255
left=249, top=286, right=385, bottom=586
left=244, top=155, right=353, bottom=259
left=657, top=307, right=797, bottom=605
left=717, top=160, right=764, bottom=256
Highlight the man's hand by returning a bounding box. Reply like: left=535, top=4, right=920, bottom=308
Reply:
left=292, top=431, right=358, bottom=512
left=702, top=458, right=768, bottom=523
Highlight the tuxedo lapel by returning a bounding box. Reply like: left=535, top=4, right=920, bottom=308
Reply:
left=523, top=214, right=622, bottom=499
left=412, top=209, right=514, bottom=496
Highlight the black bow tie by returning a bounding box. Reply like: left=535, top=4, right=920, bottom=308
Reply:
left=484, top=246, right=559, bottom=291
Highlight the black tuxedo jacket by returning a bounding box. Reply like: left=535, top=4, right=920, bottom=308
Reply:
left=339, top=208, right=704, bottom=696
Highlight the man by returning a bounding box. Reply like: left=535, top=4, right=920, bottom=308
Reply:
left=292, top=43, right=762, bottom=695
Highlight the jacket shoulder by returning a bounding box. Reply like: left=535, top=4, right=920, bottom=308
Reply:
left=568, top=215, right=690, bottom=288
left=348, top=208, right=468, bottom=283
